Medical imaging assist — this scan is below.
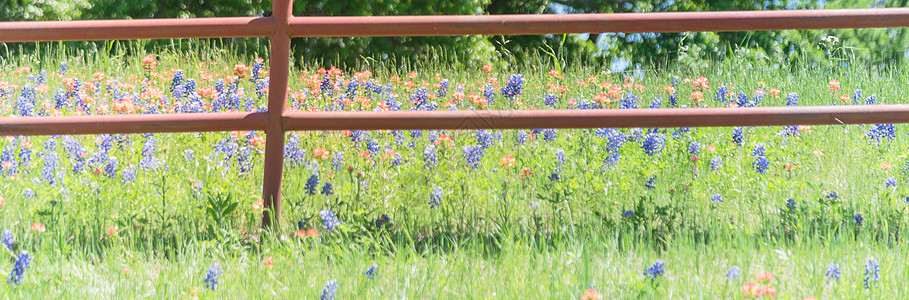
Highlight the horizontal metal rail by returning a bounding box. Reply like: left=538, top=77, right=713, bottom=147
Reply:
left=286, top=105, right=909, bottom=130
left=0, top=112, right=267, bottom=136
left=288, top=8, right=909, bottom=37
left=0, top=17, right=274, bottom=42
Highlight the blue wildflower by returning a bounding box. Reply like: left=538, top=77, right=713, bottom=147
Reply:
left=411, top=87, right=429, bottom=109
left=476, top=129, right=494, bottom=149
left=321, top=279, right=338, bottom=300
left=429, top=186, right=443, bottom=208
left=643, top=260, right=665, bottom=282
left=483, top=84, right=496, bottom=105
left=204, top=263, right=223, bottom=291
left=320, top=210, right=342, bottom=233
left=688, top=142, right=700, bottom=156
left=7, top=251, right=30, bottom=285
left=543, top=94, right=558, bottom=107
left=826, top=263, right=841, bottom=282
left=711, top=193, right=723, bottom=204
left=854, top=213, right=864, bottom=226
left=305, top=174, right=320, bottom=195
left=365, top=264, right=378, bottom=280
left=542, top=128, right=557, bottom=142
left=548, top=172, right=561, bottom=182
left=623, top=210, right=635, bottom=218
left=786, top=93, right=799, bottom=106
left=752, top=144, right=769, bottom=174
left=284, top=135, right=306, bottom=168
left=640, top=133, right=665, bottom=156
left=649, top=96, right=661, bottom=109
left=331, top=151, right=345, bottom=170
left=321, top=183, right=333, bottom=195
left=620, top=93, right=639, bottom=109
left=462, top=145, right=485, bottom=168
left=786, top=199, right=796, bottom=211
left=2, top=230, right=13, bottom=249
left=555, top=149, right=565, bottom=165
left=886, top=177, right=897, bottom=188
left=827, top=190, right=839, bottom=200
left=645, top=177, right=656, bottom=189
left=515, top=131, right=527, bottom=145
left=868, top=123, right=895, bottom=142
left=501, top=74, right=524, bottom=99
left=726, top=266, right=740, bottom=281
left=864, top=258, right=880, bottom=288
left=423, top=145, right=438, bottom=170
left=732, top=127, right=744, bottom=144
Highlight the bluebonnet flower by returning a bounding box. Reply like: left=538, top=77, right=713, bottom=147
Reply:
left=555, top=149, right=565, bottom=165
left=350, top=130, right=369, bottom=144
left=688, top=142, right=700, bottom=156
left=827, top=190, right=839, bottom=200
left=411, top=87, right=429, bottom=109
left=515, top=131, right=527, bottom=145
left=16, top=86, right=36, bottom=116
left=321, top=279, right=338, bottom=300
left=423, top=145, right=438, bottom=170
left=320, top=210, right=342, bottom=233
left=365, top=264, right=378, bottom=280
left=645, top=177, right=656, bottom=189
left=865, top=94, right=877, bottom=105
left=649, top=96, right=661, bottom=109
left=204, top=263, right=223, bottom=291
left=886, top=177, right=897, bottom=188
left=864, top=258, right=880, bottom=288
left=305, top=174, right=319, bottom=195
left=548, top=172, right=561, bottom=182
left=429, top=186, right=443, bottom=208
left=501, top=74, right=524, bottom=99
left=542, top=128, right=557, bottom=142
left=726, top=266, right=740, bottom=281
left=671, top=127, right=691, bottom=139
left=59, top=61, right=68, bottom=76
left=284, top=135, right=306, bottom=168
left=104, top=156, right=119, bottom=178
left=826, top=263, right=841, bottom=282
left=854, top=213, right=864, bottom=226
left=715, top=86, right=728, bottom=103
left=345, top=77, right=359, bottom=99
left=366, top=139, right=380, bottom=155
left=7, top=251, right=30, bottom=285
left=786, top=93, right=799, bottom=106
left=620, top=93, right=639, bottom=109
left=385, top=94, right=402, bottom=111
left=331, top=151, right=344, bottom=170
left=752, top=144, right=769, bottom=174
left=22, top=188, right=34, bottom=199
left=711, top=194, right=723, bottom=204
left=643, top=260, right=665, bottom=282
left=786, top=199, right=796, bottom=211
left=476, top=130, right=494, bottom=149
left=732, top=127, right=744, bottom=144
left=391, top=152, right=403, bottom=167
left=41, top=152, right=59, bottom=185
left=319, top=75, right=332, bottom=95
left=669, top=93, right=678, bottom=107
left=543, top=94, right=558, bottom=107
left=622, top=210, right=635, bottom=218
left=140, top=136, right=160, bottom=170
left=853, top=89, right=863, bottom=104
left=640, top=133, right=665, bottom=156
left=483, top=84, right=496, bottom=105
left=437, top=79, right=449, bottom=98
left=868, top=123, right=895, bottom=142
left=2, top=230, right=13, bottom=249
left=121, top=165, right=136, bottom=183
left=321, top=183, right=333, bottom=195
left=462, top=145, right=485, bottom=168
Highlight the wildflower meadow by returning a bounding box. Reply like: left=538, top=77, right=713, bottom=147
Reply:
left=0, top=44, right=907, bottom=299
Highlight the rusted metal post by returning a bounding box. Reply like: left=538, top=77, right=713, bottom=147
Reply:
left=262, top=0, right=292, bottom=228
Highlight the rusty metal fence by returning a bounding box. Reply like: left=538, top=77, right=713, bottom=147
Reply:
left=3, top=0, right=909, bottom=227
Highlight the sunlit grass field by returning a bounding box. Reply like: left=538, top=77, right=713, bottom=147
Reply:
left=0, top=43, right=907, bottom=298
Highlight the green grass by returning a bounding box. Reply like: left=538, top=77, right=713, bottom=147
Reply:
left=0, top=42, right=907, bottom=298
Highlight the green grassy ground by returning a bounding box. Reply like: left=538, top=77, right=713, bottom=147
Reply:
left=0, top=44, right=907, bottom=298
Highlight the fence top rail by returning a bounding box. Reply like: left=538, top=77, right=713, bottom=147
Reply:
left=0, top=17, right=274, bottom=42
left=1, top=8, right=909, bottom=42
left=288, top=8, right=909, bottom=37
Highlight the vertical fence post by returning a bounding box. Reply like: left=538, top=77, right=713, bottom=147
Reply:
left=262, top=0, right=293, bottom=228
